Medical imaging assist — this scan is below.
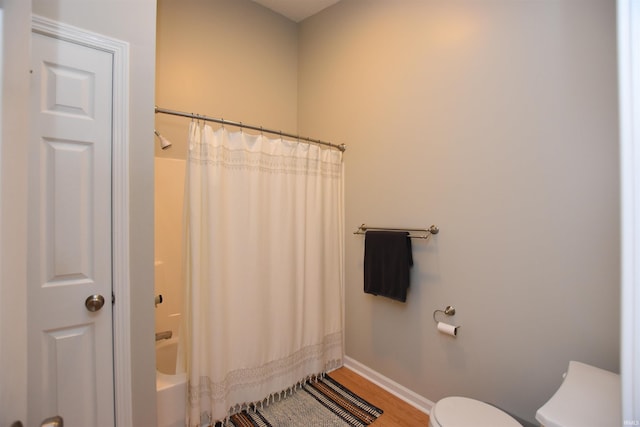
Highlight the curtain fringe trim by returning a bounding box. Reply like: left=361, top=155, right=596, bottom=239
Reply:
left=211, top=358, right=342, bottom=427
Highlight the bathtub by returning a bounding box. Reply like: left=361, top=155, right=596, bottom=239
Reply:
left=156, top=337, right=187, bottom=427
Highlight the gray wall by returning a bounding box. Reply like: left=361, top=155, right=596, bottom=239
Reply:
left=0, top=1, right=31, bottom=424
left=31, top=1, right=158, bottom=426
left=155, top=0, right=298, bottom=159
left=155, top=0, right=620, bottom=424
left=298, top=1, right=620, bottom=424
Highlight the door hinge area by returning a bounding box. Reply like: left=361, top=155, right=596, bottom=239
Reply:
left=111, top=292, right=115, bottom=305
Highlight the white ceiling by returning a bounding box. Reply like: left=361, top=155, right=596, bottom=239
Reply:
left=251, top=0, right=341, bottom=22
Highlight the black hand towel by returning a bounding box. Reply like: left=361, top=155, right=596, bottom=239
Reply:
left=364, top=231, right=413, bottom=302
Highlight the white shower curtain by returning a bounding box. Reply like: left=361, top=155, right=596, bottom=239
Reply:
left=183, top=123, right=344, bottom=426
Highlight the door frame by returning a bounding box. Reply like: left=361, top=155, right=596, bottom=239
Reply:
left=618, top=0, right=640, bottom=421
left=31, top=15, right=133, bottom=425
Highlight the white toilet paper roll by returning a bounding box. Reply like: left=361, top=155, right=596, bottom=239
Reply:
left=437, top=321, right=459, bottom=337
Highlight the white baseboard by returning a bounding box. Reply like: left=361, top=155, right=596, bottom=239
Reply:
left=343, top=356, right=434, bottom=415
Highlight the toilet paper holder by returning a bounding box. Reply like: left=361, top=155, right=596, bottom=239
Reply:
left=433, top=305, right=460, bottom=337
left=433, top=305, right=456, bottom=323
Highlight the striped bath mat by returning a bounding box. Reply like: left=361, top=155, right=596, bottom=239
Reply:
left=222, top=374, right=383, bottom=426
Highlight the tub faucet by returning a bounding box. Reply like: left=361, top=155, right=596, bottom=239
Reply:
left=155, top=330, right=172, bottom=341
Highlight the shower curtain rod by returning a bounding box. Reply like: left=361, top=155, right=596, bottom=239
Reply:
left=155, top=106, right=346, bottom=152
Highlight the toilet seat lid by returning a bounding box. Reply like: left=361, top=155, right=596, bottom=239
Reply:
left=432, top=396, right=521, bottom=427
left=535, top=361, right=621, bottom=427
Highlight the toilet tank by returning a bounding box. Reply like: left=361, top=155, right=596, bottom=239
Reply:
left=535, top=361, right=620, bottom=427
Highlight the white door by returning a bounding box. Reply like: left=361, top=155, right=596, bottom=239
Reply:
left=28, top=30, right=115, bottom=427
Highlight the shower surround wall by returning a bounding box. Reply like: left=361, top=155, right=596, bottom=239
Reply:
left=156, top=0, right=620, bottom=425
left=155, top=158, right=186, bottom=337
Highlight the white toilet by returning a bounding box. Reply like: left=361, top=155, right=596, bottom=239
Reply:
left=428, top=361, right=621, bottom=427
left=429, top=396, right=521, bottom=427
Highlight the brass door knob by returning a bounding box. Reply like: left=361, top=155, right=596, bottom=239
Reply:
left=85, top=294, right=105, bottom=312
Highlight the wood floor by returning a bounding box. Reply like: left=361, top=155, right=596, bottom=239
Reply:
left=329, top=367, right=431, bottom=427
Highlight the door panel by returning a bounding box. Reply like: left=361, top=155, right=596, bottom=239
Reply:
left=28, top=31, right=114, bottom=427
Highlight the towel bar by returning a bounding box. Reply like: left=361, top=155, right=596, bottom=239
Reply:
left=353, top=224, right=439, bottom=239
